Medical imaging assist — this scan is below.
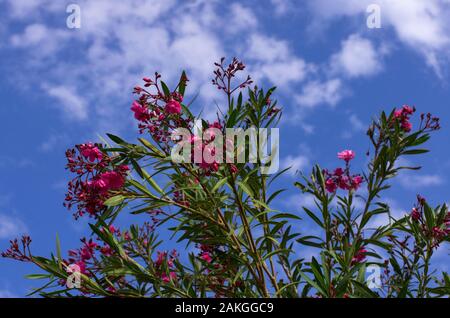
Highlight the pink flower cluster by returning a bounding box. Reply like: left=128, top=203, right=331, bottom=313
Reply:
left=351, top=247, right=367, bottom=265
left=393, top=105, right=415, bottom=132
left=154, top=250, right=178, bottom=283
left=410, top=196, right=450, bottom=249
left=195, top=244, right=239, bottom=297
left=324, top=150, right=363, bottom=193
left=58, top=226, right=132, bottom=292
left=64, top=143, right=129, bottom=218
left=131, top=66, right=242, bottom=177
left=1, top=235, right=32, bottom=262
left=198, top=244, right=214, bottom=263
left=420, top=112, right=441, bottom=131
left=212, top=57, right=253, bottom=94
left=131, top=73, right=192, bottom=143
left=189, top=120, right=238, bottom=176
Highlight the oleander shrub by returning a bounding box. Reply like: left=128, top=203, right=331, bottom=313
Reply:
left=2, top=58, right=449, bottom=298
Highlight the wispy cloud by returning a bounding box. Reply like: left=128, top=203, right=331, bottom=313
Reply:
left=0, top=213, right=28, bottom=239
left=283, top=193, right=317, bottom=210
left=39, top=133, right=70, bottom=152
left=42, top=85, right=88, bottom=120
left=308, top=0, right=450, bottom=77
left=330, top=34, right=385, bottom=78
left=398, top=174, right=444, bottom=189
left=281, top=154, right=310, bottom=177
left=295, top=78, right=344, bottom=108
left=247, top=33, right=310, bottom=87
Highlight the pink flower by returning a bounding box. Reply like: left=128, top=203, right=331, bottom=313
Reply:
left=402, top=105, right=414, bottom=115
left=109, top=225, right=118, bottom=234
left=73, top=261, right=88, bottom=275
left=89, top=178, right=108, bottom=193
left=155, top=251, right=167, bottom=268
left=161, top=272, right=177, bottom=283
left=80, top=143, right=103, bottom=162
left=230, top=164, right=238, bottom=174
left=401, top=121, right=412, bottom=132
left=393, top=105, right=415, bottom=132
left=200, top=252, right=213, bottom=263
left=411, top=208, right=421, bottom=221
left=100, top=245, right=113, bottom=257
left=432, top=226, right=447, bottom=240
left=350, top=175, right=363, bottom=190
left=99, top=171, right=125, bottom=190
left=337, top=150, right=355, bottom=162
left=351, top=248, right=367, bottom=265
left=80, top=247, right=93, bottom=261
left=165, top=100, right=181, bottom=114
left=394, top=109, right=403, bottom=119
left=209, top=121, right=222, bottom=130
left=118, top=165, right=130, bottom=173
left=338, top=175, right=350, bottom=190
left=325, top=178, right=337, bottom=193
left=131, top=101, right=150, bottom=122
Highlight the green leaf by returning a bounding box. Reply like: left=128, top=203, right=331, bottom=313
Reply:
left=25, top=274, right=52, bottom=280
left=351, top=280, right=380, bottom=298
left=212, top=177, right=228, bottom=193
left=160, top=81, right=171, bottom=97
left=138, top=138, right=164, bottom=157
left=303, top=207, right=324, bottom=228
left=423, top=202, right=435, bottom=230
left=56, top=233, right=62, bottom=269
left=299, top=271, right=327, bottom=296
left=237, top=181, right=255, bottom=198
left=178, top=71, right=187, bottom=96
left=402, top=149, right=429, bottom=155
left=107, top=133, right=127, bottom=146
left=103, top=195, right=125, bottom=207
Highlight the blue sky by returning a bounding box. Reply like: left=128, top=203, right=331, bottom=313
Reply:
left=0, top=0, right=450, bottom=297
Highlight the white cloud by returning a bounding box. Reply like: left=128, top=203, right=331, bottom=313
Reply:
left=398, top=174, right=444, bottom=189
left=10, top=23, right=69, bottom=56
left=270, top=0, right=294, bottom=16
left=247, top=34, right=291, bottom=63
left=367, top=198, right=407, bottom=228
left=283, top=193, right=317, bottom=210
left=43, top=85, right=88, bottom=120
left=247, top=34, right=310, bottom=86
left=228, top=3, right=258, bottom=32
left=4, top=0, right=62, bottom=19
left=0, top=214, right=28, bottom=239
left=349, top=114, right=365, bottom=131
left=295, top=78, right=343, bottom=108
left=3, top=0, right=231, bottom=125
left=3, top=0, right=319, bottom=127
left=330, top=34, right=384, bottom=78
left=282, top=155, right=310, bottom=177
left=10, top=23, right=47, bottom=46
left=39, top=133, right=69, bottom=152
left=342, top=113, right=366, bottom=139
left=308, top=0, right=450, bottom=77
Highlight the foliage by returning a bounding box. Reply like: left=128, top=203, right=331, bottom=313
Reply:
left=2, top=58, right=449, bottom=298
